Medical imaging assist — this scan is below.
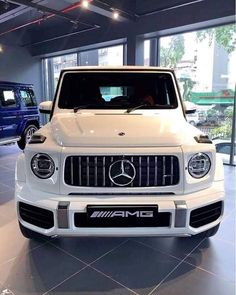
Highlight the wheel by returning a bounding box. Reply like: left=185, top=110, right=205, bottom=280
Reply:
left=189, top=120, right=196, bottom=126
left=19, top=222, right=47, bottom=240
left=194, top=223, right=220, bottom=238
left=17, top=124, right=38, bottom=150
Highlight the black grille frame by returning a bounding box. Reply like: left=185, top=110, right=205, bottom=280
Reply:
left=64, top=155, right=179, bottom=187
left=19, top=202, right=54, bottom=229
left=74, top=212, right=171, bottom=227
left=190, top=201, right=223, bottom=228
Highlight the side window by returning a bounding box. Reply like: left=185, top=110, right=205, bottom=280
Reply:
left=20, top=89, right=37, bottom=107
left=0, top=89, right=17, bottom=108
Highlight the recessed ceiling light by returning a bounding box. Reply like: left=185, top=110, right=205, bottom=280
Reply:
left=113, top=11, right=119, bottom=20
left=0, top=45, right=3, bottom=53
left=82, top=0, right=89, bottom=8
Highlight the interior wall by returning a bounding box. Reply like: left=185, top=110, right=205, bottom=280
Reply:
left=0, top=45, right=42, bottom=100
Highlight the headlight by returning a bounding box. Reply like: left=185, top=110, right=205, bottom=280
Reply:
left=188, top=153, right=211, bottom=178
left=31, top=153, right=55, bottom=179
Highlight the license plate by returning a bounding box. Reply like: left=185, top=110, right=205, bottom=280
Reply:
left=86, top=205, right=159, bottom=227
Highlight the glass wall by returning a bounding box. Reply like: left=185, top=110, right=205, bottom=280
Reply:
left=144, top=40, right=150, bottom=66
left=160, top=24, right=236, bottom=165
left=79, top=45, right=123, bottom=67
left=52, top=54, right=77, bottom=91
left=43, top=44, right=124, bottom=99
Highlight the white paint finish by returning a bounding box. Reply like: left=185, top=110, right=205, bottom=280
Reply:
left=50, top=111, right=199, bottom=147
left=15, top=179, right=224, bottom=237
left=15, top=67, right=225, bottom=237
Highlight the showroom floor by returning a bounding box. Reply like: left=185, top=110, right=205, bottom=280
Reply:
left=0, top=145, right=235, bottom=295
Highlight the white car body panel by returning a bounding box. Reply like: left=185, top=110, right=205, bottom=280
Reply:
left=15, top=66, right=224, bottom=237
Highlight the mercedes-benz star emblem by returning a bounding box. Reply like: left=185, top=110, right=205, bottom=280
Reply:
left=109, top=159, right=136, bottom=186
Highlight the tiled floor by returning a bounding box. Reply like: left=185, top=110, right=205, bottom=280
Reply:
left=0, top=145, right=235, bottom=295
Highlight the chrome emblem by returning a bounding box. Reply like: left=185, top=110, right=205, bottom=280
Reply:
left=109, top=159, right=136, bottom=186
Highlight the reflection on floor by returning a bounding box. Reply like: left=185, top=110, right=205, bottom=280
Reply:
left=0, top=145, right=235, bottom=295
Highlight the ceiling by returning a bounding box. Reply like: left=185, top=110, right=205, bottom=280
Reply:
left=0, top=0, right=204, bottom=45
left=0, top=0, right=234, bottom=50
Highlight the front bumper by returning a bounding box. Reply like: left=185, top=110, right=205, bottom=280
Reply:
left=15, top=180, right=224, bottom=237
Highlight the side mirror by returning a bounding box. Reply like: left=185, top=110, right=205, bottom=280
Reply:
left=39, top=101, right=52, bottom=114
left=183, top=101, right=197, bottom=114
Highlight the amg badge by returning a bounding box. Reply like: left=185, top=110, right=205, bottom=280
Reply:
left=90, top=210, right=154, bottom=218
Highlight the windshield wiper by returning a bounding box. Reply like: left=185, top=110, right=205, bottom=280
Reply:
left=126, top=104, right=175, bottom=113
left=126, top=104, right=148, bottom=114
left=74, top=104, right=102, bottom=113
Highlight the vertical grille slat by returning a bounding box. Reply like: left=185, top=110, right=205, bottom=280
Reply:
left=70, top=157, right=74, bottom=185
left=154, top=156, right=158, bottom=186
left=94, top=156, right=98, bottom=187
left=170, top=156, right=174, bottom=185
left=102, top=157, right=106, bottom=187
left=162, top=156, right=166, bottom=186
left=147, top=156, right=150, bottom=186
left=86, top=156, right=90, bottom=186
left=139, top=156, right=142, bottom=186
left=110, top=157, right=114, bottom=187
left=78, top=157, right=82, bottom=186
left=131, top=156, right=134, bottom=187
left=64, top=155, right=179, bottom=187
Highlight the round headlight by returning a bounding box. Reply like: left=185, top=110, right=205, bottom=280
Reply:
left=188, top=153, right=211, bottom=178
left=31, top=153, right=55, bottom=179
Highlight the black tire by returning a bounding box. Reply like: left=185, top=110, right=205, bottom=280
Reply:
left=17, top=124, right=38, bottom=150
left=194, top=223, right=220, bottom=238
left=189, top=120, right=196, bottom=126
left=19, top=222, right=47, bottom=240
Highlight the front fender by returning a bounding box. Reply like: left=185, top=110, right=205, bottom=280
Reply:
left=16, top=153, right=26, bottom=183
left=214, top=154, right=224, bottom=181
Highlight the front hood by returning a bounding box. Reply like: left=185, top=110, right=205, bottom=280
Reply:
left=50, top=112, right=199, bottom=147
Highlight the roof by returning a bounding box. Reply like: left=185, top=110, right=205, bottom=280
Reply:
left=61, top=66, right=174, bottom=72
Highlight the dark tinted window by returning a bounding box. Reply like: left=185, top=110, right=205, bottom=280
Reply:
left=58, top=72, right=178, bottom=109
left=20, top=89, right=37, bottom=107
left=0, top=89, right=17, bottom=108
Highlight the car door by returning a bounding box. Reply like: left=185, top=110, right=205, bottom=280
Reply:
left=0, top=86, right=21, bottom=139
left=18, top=87, right=39, bottom=122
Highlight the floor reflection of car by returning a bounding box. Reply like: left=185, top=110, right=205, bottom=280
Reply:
left=213, top=139, right=236, bottom=164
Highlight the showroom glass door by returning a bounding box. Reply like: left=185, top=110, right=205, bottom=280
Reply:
left=160, top=24, right=236, bottom=165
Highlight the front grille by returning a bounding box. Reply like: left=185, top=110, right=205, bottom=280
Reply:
left=64, top=155, right=179, bottom=187
left=190, top=201, right=223, bottom=228
left=74, top=212, right=171, bottom=227
left=19, top=202, right=54, bottom=229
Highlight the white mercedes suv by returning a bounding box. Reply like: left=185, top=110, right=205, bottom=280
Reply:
left=15, top=67, right=224, bottom=239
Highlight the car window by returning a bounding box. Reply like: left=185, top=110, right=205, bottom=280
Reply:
left=20, top=89, right=37, bottom=107
left=0, top=89, right=17, bottom=108
left=58, top=72, right=178, bottom=109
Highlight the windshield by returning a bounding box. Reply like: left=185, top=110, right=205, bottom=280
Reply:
left=58, top=72, right=178, bottom=110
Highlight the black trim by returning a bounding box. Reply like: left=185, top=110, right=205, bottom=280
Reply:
left=39, top=109, right=51, bottom=114
left=74, top=204, right=171, bottom=227
left=29, top=134, right=46, bottom=144
left=69, top=192, right=175, bottom=196
left=19, top=202, right=54, bottom=229
left=50, top=68, right=176, bottom=119
left=190, top=201, right=223, bottom=228
left=194, top=135, right=212, bottom=144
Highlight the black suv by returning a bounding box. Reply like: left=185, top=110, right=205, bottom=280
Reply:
left=0, top=81, right=40, bottom=150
